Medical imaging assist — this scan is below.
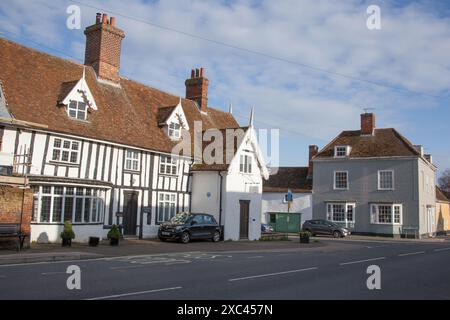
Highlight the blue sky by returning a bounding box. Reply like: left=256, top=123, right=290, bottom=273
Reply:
left=0, top=0, right=449, bottom=175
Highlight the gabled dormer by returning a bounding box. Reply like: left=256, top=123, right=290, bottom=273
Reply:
left=58, top=68, right=97, bottom=121
left=157, top=99, right=189, bottom=140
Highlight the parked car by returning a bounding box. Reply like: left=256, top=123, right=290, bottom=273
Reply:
left=302, top=219, right=350, bottom=238
left=261, top=223, right=274, bottom=233
left=158, top=212, right=221, bottom=244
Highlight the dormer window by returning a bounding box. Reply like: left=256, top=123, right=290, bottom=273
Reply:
left=334, top=146, right=350, bottom=158
left=168, top=122, right=181, bottom=139
left=68, top=100, right=87, bottom=120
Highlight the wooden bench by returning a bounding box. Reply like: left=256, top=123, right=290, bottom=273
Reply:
left=0, top=224, right=27, bottom=251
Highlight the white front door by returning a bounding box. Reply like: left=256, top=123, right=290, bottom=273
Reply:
left=427, top=207, right=436, bottom=236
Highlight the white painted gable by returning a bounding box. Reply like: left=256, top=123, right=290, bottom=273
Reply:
left=165, top=99, right=190, bottom=131
left=61, top=68, right=98, bottom=111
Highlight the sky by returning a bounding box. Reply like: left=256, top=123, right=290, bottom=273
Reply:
left=0, top=0, right=449, bottom=176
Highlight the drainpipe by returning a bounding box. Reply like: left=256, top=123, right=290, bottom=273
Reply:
left=218, top=171, right=224, bottom=227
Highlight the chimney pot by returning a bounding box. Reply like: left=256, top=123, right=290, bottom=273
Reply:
left=96, top=13, right=102, bottom=24
left=102, top=14, right=108, bottom=24
left=191, top=69, right=195, bottom=78
left=361, top=113, right=375, bottom=135
left=200, top=68, right=204, bottom=77
left=110, top=17, right=116, bottom=26
left=195, top=69, right=200, bottom=77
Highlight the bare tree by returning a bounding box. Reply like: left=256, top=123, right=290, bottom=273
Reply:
left=438, top=169, right=450, bottom=194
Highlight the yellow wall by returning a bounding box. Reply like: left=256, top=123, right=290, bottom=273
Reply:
left=436, top=201, right=450, bottom=233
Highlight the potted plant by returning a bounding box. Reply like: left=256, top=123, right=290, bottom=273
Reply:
left=107, top=225, right=121, bottom=246
left=88, top=236, right=100, bottom=247
left=60, top=221, right=75, bottom=247
left=299, top=230, right=311, bottom=244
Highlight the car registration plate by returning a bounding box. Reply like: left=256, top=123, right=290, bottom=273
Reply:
left=161, top=231, right=171, bottom=236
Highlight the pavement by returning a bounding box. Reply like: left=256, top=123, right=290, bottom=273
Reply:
left=0, top=237, right=449, bottom=299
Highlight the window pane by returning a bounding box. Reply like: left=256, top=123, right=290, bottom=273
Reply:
left=69, top=101, right=77, bottom=110
left=32, top=195, right=39, bottom=222
left=71, top=142, right=79, bottom=150
left=70, top=152, right=78, bottom=163
left=378, top=206, right=392, bottom=223
left=75, top=198, right=83, bottom=222
left=66, top=187, right=74, bottom=195
left=52, top=197, right=63, bottom=223
left=63, top=141, right=70, bottom=149
left=52, top=149, right=60, bottom=161
left=64, top=197, right=74, bottom=222
left=54, top=139, right=61, bottom=148
left=92, top=198, right=98, bottom=222
left=84, top=198, right=91, bottom=223
left=69, top=109, right=77, bottom=118
left=62, top=151, right=69, bottom=162
left=126, top=159, right=132, bottom=170
left=42, top=186, right=51, bottom=194
left=78, top=102, right=87, bottom=111
left=40, top=196, right=51, bottom=222
left=77, top=111, right=86, bottom=120
left=332, top=204, right=345, bottom=221
left=54, top=187, right=63, bottom=195
left=76, top=188, right=84, bottom=196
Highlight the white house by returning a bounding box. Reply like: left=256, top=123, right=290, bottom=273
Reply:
left=261, top=146, right=316, bottom=231
left=190, top=116, right=269, bottom=241
left=0, top=13, right=241, bottom=243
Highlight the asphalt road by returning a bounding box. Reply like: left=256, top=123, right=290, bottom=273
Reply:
left=0, top=239, right=449, bottom=300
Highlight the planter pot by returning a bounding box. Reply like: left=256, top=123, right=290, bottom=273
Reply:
left=109, top=238, right=119, bottom=246
left=62, top=238, right=72, bottom=247
left=299, top=236, right=310, bottom=244
left=89, top=237, right=100, bottom=247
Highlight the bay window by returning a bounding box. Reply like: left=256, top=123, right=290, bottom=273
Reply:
left=32, top=186, right=105, bottom=224
left=370, top=204, right=403, bottom=225
left=157, top=192, right=176, bottom=223
left=326, top=203, right=355, bottom=224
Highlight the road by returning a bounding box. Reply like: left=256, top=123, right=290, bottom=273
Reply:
left=0, top=239, right=449, bottom=300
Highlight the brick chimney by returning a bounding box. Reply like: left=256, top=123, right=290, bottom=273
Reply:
left=84, top=13, right=125, bottom=83
left=361, top=113, right=375, bottom=135
left=185, top=68, right=209, bottom=113
left=307, top=145, right=318, bottom=179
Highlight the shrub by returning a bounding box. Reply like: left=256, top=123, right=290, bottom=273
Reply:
left=107, top=225, right=121, bottom=240
left=60, top=221, right=75, bottom=240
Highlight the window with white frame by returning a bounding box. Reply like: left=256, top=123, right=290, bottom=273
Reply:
left=157, top=193, right=176, bottom=223
left=168, top=122, right=181, bottom=139
left=31, top=186, right=104, bottom=224
left=159, top=155, right=177, bottom=175
left=378, top=170, right=394, bottom=190
left=370, top=204, right=403, bottom=225
left=51, top=138, right=80, bottom=164
left=334, top=171, right=348, bottom=189
left=68, top=100, right=87, bottom=120
left=125, top=149, right=140, bottom=171
left=327, top=203, right=355, bottom=223
left=334, top=146, right=350, bottom=158
left=240, top=154, right=253, bottom=174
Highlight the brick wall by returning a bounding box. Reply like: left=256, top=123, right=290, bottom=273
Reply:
left=0, top=186, right=32, bottom=236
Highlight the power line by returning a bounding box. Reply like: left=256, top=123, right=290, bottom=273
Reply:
left=68, top=0, right=449, bottom=100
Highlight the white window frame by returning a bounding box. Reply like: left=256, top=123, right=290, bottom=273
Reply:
left=50, top=137, right=80, bottom=164
left=157, top=192, right=177, bottom=223
left=240, top=154, right=253, bottom=174
left=125, top=149, right=140, bottom=171
left=378, top=170, right=395, bottom=190
left=67, top=100, right=87, bottom=121
left=32, top=186, right=105, bottom=224
left=334, top=145, right=350, bottom=158
left=334, top=171, right=349, bottom=190
left=370, top=203, right=403, bottom=225
left=168, top=122, right=181, bottom=139
left=326, top=202, right=355, bottom=224
left=159, top=155, right=177, bottom=175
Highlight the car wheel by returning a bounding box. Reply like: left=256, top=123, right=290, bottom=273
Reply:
left=181, top=232, right=190, bottom=244
left=212, top=231, right=220, bottom=242
left=333, top=231, right=342, bottom=238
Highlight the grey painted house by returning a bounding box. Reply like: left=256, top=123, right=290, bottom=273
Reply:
left=312, top=113, right=436, bottom=238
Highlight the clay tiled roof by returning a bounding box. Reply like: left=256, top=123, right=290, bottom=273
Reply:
left=314, top=128, right=421, bottom=159
left=436, top=186, right=450, bottom=203
left=0, top=38, right=239, bottom=155
left=263, top=167, right=312, bottom=193
left=156, top=106, right=176, bottom=125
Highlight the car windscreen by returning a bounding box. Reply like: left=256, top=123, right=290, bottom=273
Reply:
left=169, top=213, right=191, bottom=224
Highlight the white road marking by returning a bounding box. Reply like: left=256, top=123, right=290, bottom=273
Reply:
left=86, top=286, right=183, bottom=300
left=339, top=257, right=386, bottom=266
left=398, top=251, right=425, bottom=257
left=41, top=271, right=67, bottom=275
left=434, top=247, right=450, bottom=252
left=229, top=267, right=318, bottom=282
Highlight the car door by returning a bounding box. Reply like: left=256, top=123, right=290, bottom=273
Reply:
left=202, top=215, right=217, bottom=238
left=310, top=220, right=323, bottom=234
left=189, top=215, right=204, bottom=239
left=315, top=220, right=328, bottom=235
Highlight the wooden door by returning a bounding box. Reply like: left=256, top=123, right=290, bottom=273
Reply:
left=123, top=191, right=138, bottom=235
left=239, top=200, right=250, bottom=239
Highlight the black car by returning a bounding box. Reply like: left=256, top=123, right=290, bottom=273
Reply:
left=158, top=212, right=221, bottom=243
left=302, top=219, right=350, bottom=238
